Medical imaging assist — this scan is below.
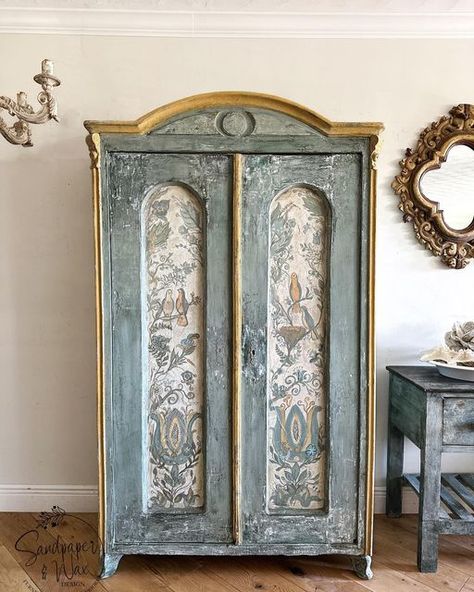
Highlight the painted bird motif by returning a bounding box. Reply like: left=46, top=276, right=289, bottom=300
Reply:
left=179, top=333, right=200, bottom=355
left=176, top=288, right=189, bottom=327
left=289, top=272, right=302, bottom=314
left=301, top=305, right=317, bottom=340
left=151, top=199, right=169, bottom=219
left=162, top=289, right=174, bottom=318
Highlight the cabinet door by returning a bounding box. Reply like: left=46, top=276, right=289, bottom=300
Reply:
left=240, top=154, right=365, bottom=545
left=105, top=153, right=233, bottom=544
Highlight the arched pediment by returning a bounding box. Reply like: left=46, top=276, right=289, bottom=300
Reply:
left=84, top=91, right=382, bottom=140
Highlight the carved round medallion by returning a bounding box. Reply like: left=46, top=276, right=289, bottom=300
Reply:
left=215, top=110, right=256, bottom=137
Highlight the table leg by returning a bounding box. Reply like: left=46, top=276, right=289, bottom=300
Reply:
left=386, top=391, right=404, bottom=518
left=417, top=398, right=442, bottom=572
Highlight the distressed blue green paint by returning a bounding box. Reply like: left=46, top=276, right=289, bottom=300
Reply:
left=91, top=104, right=374, bottom=579
left=240, top=154, right=362, bottom=544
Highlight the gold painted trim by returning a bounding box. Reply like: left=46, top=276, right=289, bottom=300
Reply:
left=364, top=161, right=377, bottom=556
left=232, top=154, right=243, bottom=544
left=86, top=132, right=105, bottom=546
left=84, top=91, right=383, bottom=138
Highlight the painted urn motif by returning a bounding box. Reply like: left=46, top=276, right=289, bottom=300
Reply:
left=150, top=408, right=201, bottom=466
left=272, top=401, right=322, bottom=462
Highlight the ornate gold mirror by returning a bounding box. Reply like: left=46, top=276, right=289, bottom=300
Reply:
left=392, top=104, right=474, bottom=268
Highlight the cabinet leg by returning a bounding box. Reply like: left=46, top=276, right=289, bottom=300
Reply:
left=100, top=552, right=123, bottom=578
left=352, top=555, right=373, bottom=580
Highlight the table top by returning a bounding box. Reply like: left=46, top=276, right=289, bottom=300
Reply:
left=387, top=365, right=474, bottom=393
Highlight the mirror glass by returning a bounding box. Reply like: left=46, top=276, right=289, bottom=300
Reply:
left=420, top=144, right=474, bottom=230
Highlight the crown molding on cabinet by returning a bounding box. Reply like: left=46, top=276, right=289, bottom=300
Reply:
left=2, top=7, right=474, bottom=38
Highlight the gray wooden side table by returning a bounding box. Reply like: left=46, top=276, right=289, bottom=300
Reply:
left=386, top=365, right=474, bottom=572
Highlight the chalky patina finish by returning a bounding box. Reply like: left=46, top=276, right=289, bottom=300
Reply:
left=240, top=153, right=362, bottom=546
left=386, top=365, right=474, bottom=573
left=107, top=153, right=233, bottom=546
left=85, top=92, right=382, bottom=579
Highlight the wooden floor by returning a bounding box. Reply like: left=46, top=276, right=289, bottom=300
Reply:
left=1, top=513, right=474, bottom=592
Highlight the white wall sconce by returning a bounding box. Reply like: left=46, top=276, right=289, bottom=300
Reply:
left=0, top=59, right=60, bottom=147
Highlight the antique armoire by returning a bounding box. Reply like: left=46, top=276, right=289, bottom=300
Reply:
left=85, top=93, right=382, bottom=579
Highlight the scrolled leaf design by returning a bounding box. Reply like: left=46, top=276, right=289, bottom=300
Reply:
left=267, top=186, right=328, bottom=511
left=144, top=185, right=205, bottom=511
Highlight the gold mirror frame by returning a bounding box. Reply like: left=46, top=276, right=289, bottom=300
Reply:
left=392, top=104, right=474, bottom=269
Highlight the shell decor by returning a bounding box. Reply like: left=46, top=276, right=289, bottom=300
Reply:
left=421, top=322, right=474, bottom=367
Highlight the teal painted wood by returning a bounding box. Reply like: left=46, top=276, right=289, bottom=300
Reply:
left=442, top=474, right=474, bottom=511
left=386, top=374, right=405, bottom=518
left=352, top=556, right=373, bottom=580
left=404, top=473, right=449, bottom=520
left=97, top=104, right=375, bottom=578
left=443, top=398, right=474, bottom=446
left=386, top=366, right=474, bottom=573
left=240, top=154, right=364, bottom=545
left=107, top=153, right=233, bottom=545
left=405, top=471, right=474, bottom=534
left=149, top=108, right=317, bottom=136
left=403, top=474, right=449, bottom=520
left=102, top=133, right=368, bottom=156
left=436, top=517, right=474, bottom=534
left=387, top=374, right=425, bottom=447
left=437, top=477, right=472, bottom=520
left=100, top=553, right=122, bottom=579
left=418, top=394, right=443, bottom=572
left=387, top=366, right=474, bottom=393
left=105, top=541, right=364, bottom=556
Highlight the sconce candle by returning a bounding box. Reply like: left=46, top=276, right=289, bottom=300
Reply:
left=42, top=59, right=54, bottom=75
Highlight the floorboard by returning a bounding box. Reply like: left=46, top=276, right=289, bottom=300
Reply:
left=0, top=514, right=472, bottom=591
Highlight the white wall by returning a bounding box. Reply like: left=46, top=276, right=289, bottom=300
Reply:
left=1, top=32, right=473, bottom=510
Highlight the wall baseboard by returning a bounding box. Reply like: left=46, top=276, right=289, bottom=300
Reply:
left=0, top=484, right=416, bottom=514
left=0, top=485, right=98, bottom=513
left=2, top=7, right=474, bottom=39
left=375, top=486, right=418, bottom=514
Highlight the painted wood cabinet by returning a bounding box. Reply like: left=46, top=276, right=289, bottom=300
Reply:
left=85, top=93, right=382, bottom=579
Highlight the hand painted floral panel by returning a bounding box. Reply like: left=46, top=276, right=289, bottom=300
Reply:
left=267, top=186, right=329, bottom=512
left=143, top=185, right=205, bottom=511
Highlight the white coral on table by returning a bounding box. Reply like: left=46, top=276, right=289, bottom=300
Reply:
left=445, top=321, right=474, bottom=352
left=421, top=322, right=474, bottom=367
